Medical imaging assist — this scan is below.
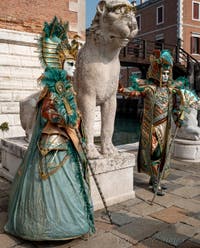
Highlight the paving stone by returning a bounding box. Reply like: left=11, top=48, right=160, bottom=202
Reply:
left=181, top=216, right=200, bottom=228
left=190, top=233, right=200, bottom=244
left=171, top=162, right=198, bottom=173
left=108, top=203, right=127, bottom=212
left=153, top=192, right=183, bottom=208
left=172, top=164, right=200, bottom=175
left=188, top=211, right=200, bottom=221
left=94, top=209, right=105, bottom=219
left=139, top=237, right=175, bottom=248
left=102, top=210, right=136, bottom=226
left=110, top=229, right=138, bottom=245
left=135, top=188, right=153, bottom=201
left=0, top=212, right=7, bottom=233
left=171, top=186, right=200, bottom=199
left=153, top=223, right=197, bottom=247
left=70, top=231, right=132, bottom=248
left=95, top=220, right=114, bottom=231
left=0, top=233, right=21, bottom=248
left=14, top=243, right=37, bottom=248
left=170, top=169, right=192, bottom=177
left=132, top=243, right=147, bottom=248
left=177, top=240, right=200, bottom=248
left=116, top=216, right=169, bottom=242
left=194, top=194, right=200, bottom=201
left=162, top=183, right=184, bottom=193
left=150, top=206, right=188, bottom=224
left=134, top=178, right=149, bottom=190
left=120, top=198, right=142, bottom=208
left=174, top=198, right=200, bottom=213
left=126, top=201, right=164, bottom=216
left=175, top=175, right=200, bottom=186
left=166, top=173, right=182, bottom=181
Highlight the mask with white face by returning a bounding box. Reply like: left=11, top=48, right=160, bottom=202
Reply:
left=162, top=70, right=170, bottom=83
left=64, top=59, right=76, bottom=77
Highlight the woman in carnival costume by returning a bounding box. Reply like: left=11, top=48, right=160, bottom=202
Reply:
left=119, top=49, right=200, bottom=196
left=4, top=17, right=95, bottom=240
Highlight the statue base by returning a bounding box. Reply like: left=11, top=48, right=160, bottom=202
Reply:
left=0, top=137, right=136, bottom=210
left=173, top=138, right=200, bottom=161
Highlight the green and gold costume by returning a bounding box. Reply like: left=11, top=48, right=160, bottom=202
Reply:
left=120, top=50, right=200, bottom=194
left=4, top=17, right=95, bottom=240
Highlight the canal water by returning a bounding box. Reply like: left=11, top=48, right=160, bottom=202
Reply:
left=113, top=113, right=141, bottom=145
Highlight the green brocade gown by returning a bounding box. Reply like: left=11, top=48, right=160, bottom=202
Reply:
left=4, top=89, right=95, bottom=240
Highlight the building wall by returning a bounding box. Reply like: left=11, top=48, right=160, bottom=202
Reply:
left=136, top=0, right=178, bottom=45
left=0, top=0, right=85, bottom=37
left=182, top=0, right=200, bottom=60
left=0, top=0, right=86, bottom=139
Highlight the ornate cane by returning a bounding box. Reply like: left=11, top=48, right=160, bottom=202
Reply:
left=150, top=126, right=179, bottom=205
left=75, top=129, right=113, bottom=224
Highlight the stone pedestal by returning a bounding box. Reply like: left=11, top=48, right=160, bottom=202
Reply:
left=173, top=138, right=200, bottom=162
left=0, top=137, right=136, bottom=210
left=90, top=152, right=136, bottom=210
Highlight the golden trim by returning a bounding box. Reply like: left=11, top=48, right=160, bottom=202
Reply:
left=39, top=153, right=69, bottom=180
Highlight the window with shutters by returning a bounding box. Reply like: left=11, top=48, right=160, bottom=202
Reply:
left=191, top=36, right=200, bottom=54
left=193, top=1, right=200, bottom=20
left=156, top=5, right=164, bottom=25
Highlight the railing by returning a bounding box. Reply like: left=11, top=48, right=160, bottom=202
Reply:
left=120, top=38, right=176, bottom=63
left=120, top=38, right=200, bottom=91
left=120, top=38, right=200, bottom=70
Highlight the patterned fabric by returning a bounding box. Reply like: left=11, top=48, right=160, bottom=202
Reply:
left=126, top=76, right=200, bottom=179
left=137, top=84, right=173, bottom=178
left=4, top=74, right=95, bottom=241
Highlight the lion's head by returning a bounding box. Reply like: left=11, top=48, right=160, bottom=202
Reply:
left=90, top=0, right=138, bottom=48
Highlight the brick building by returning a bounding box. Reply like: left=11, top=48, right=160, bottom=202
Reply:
left=119, top=0, right=200, bottom=88
left=0, top=0, right=85, bottom=138
left=135, top=0, right=200, bottom=61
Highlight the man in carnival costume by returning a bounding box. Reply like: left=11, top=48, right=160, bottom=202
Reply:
left=4, top=17, right=95, bottom=240
left=119, top=49, right=200, bottom=196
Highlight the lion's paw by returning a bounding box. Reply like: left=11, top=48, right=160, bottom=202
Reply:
left=87, top=144, right=102, bottom=159
left=101, top=142, right=118, bottom=156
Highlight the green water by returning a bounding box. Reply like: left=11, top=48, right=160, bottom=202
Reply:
left=113, top=115, right=141, bottom=145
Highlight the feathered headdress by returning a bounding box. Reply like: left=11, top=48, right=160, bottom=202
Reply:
left=38, top=16, right=81, bottom=69
left=147, top=49, right=173, bottom=86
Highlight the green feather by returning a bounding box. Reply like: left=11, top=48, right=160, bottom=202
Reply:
left=41, top=67, right=79, bottom=127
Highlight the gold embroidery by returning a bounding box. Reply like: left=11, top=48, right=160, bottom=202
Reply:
left=39, top=153, right=69, bottom=180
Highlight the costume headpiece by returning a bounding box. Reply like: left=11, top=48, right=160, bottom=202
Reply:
left=147, top=49, right=173, bottom=86
left=38, top=16, right=81, bottom=69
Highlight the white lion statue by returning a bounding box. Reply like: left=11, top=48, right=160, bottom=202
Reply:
left=20, top=91, right=40, bottom=142
left=19, top=0, right=138, bottom=157
left=74, top=0, right=138, bottom=158
left=172, top=108, right=200, bottom=140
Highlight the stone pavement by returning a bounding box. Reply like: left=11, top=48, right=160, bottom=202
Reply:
left=0, top=159, right=200, bottom=248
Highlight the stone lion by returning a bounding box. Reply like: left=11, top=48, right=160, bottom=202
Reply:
left=74, top=0, right=138, bottom=158
left=172, top=108, right=200, bottom=140
left=20, top=91, right=40, bottom=142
